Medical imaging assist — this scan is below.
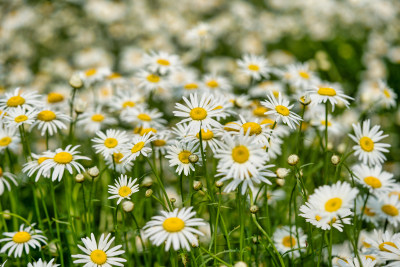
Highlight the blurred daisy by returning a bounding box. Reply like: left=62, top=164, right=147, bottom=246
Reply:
left=310, top=113, right=342, bottom=136
left=250, top=81, right=284, bottom=98
left=0, top=167, right=18, bottom=195
left=355, top=196, right=380, bottom=226
left=2, top=106, right=37, bottom=128
left=108, top=90, right=144, bottom=113
left=105, top=152, right=133, bottom=174
left=308, top=83, right=353, bottom=111
left=121, top=106, right=166, bottom=129
left=262, top=92, right=302, bottom=130
left=349, top=120, right=390, bottom=166
left=0, top=223, right=47, bottom=258
left=31, top=108, right=70, bottom=136
left=46, top=91, right=67, bottom=108
left=92, top=129, right=129, bottom=159
left=27, top=259, right=59, bottom=267
left=337, top=257, right=376, bottom=267
left=379, top=239, right=400, bottom=266
left=370, top=194, right=400, bottom=227
left=22, top=153, right=52, bottom=182
left=237, top=54, right=270, bottom=81
left=273, top=226, right=307, bottom=258
left=108, top=175, right=139, bottom=205
left=0, top=124, right=20, bottom=153
left=77, top=107, right=117, bottom=134
left=152, top=130, right=172, bottom=157
left=202, top=74, right=232, bottom=93
left=352, top=164, right=395, bottom=194
left=166, top=140, right=201, bottom=176
left=284, top=63, right=318, bottom=90
left=72, top=233, right=126, bottom=266
left=79, top=67, right=111, bottom=86
left=121, top=133, right=155, bottom=164
left=0, top=87, right=42, bottom=111
left=144, top=51, right=181, bottom=75
left=364, top=229, right=400, bottom=254
left=136, top=69, right=169, bottom=93
left=143, top=207, right=206, bottom=251
left=378, top=80, right=397, bottom=109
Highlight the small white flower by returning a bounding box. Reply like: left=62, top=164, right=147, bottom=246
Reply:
left=108, top=174, right=139, bottom=205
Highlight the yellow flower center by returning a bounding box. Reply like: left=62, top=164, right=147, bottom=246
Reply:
left=315, top=215, right=322, bottom=221
left=275, top=105, right=290, bottom=116
left=248, top=64, right=260, bottom=71
left=381, top=204, right=399, bottom=217
left=298, top=71, right=310, bottom=79
left=118, top=186, right=132, bottom=197
left=178, top=150, right=191, bottom=164
left=365, top=255, right=376, bottom=261
left=363, top=207, right=376, bottom=216
left=184, top=83, right=199, bottom=90
left=320, top=120, right=332, bottom=126
left=90, top=249, right=107, bottom=265
left=91, top=114, right=105, bottom=122
left=14, top=115, right=28, bottom=123
left=189, top=107, right=207, bottom=120
left=224, top=122, right=240, bottom=132
left=137, top=113, right=151, bottom=121
left=0, top=167, right=2, bottom=177
left=383, top=89, right=391, bottom=98
left=282, top=236, right=296, bottom=248
left=139, top=128, right=157, bottom=136
left=359, top=136, right=374, bottom=152
left=104, top=138, right=118, bottom=148
left=196, top=129, right=214, bottom=140
left=364, top=176, right=382, bottom=189
left=324, top=197, right=342, bottom=212
left=242, top=122, right=262, bottom=135
left=0, top=137, right=12, bottom=147
left=362, top=241, right=372, bottom=248
left=122, top=101, right=135, bottom=108
left=7, top=96, right=25, bottom=107
left=232, top=145, right=250, bottom=163
left=107, top=73, right=121, bottom=79
left=317, top=87, right=337, bottom=96
left=12, top=231, right=31, bottom=243
left=153, top=139, right=166, bottom=146
left=156, top=59, right=170, bottom=66
left=38, top=157, right=50, bottom=165
left=131, top=141, right=145, bottom=154
left=206, top=80, right=219, bottom=88
left=163, top=217, right=185, bottom=232
left=37, top=110, right=56, bottom=121
left=261, top=118, right=275, bottom=128
left=85, top=69, right=97, bottom=77
left=379, top=241, right=397, bottom=252
left=146, top=74, right=160, bottom=83
left=113, top=152, right=124, bottom=164
left=253, top=106, right=268, bottom=117
left=47, top=92, right=64, bottom=103
left=54, top=152, right=73, bottom=164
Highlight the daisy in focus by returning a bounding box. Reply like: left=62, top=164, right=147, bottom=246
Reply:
left=92, top=129, right=129, bottom=159
left=105, top=152, right=133, bottom=174
left=121, top=133, right=155, bottom=164
left=308, top=82, right=353, bottom=111
left=22, top=152, right=52, bottom=182
left=0, top=87, right=41, bottom=111
left=352, top=164, right=395, bottom=193
left=31, top=107, right=70, bottom=136
left=370, top=194, right=400, bottom=227
left=0, top=167, right=18, bottom=195
left=166, top=140, right=201, bottom=176
left=108, top=174, right=139, bottom=205
left=2, top=106, right=37, bottom=128
left=237, top=54, right=270, bottom=81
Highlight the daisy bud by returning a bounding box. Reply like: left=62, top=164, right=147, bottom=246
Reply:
left=250, top=205, right=259, bottom=214
left=215, top=181, right=224, bottom=188
left=193, top=181, right=202, bottom=191
left=299, top=94, right=311, bottom=106
left=75, top=173, right=85, bottom=183
left=145, top=189, right=153, bottom=197
left=3, top=210, right=11, bottom=220
left=276, top=178, right=285, bottom=186
left=188, top=154, right=199, bottom=164
left=88, top=166, right=99, bottom=178
left=191, top=242, right=199, bottom=248
left=252, top=235, right=261, bottom=244
left=234, top=261, right=248, bottom=267
left=276, top=168, right=290, bottom=179
left=170, top=197, right=176, bottom=203
left=74, top=99, right=87, bottom=114
left=331, top=155, right=340, bottom=165
left=141, top=176, right=153, bottom=187
left=287, top=154, right=299, bottom=166
left=69, top=73, right=83, bottom=89
left=122, top=201, right=135, bottom=212
left=337, top=143, right=346, bottom=154
left=327, top=142, right=333, bottom=151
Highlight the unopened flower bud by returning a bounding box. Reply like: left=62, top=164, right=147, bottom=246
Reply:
left=215, top=181, right=224, bottom=188
left=193, top=181, right=202, bottom=191
left=331, top=155, right=340, bottom=165
left=188, top=154, right=199, bottom=163
left=252, top=236, right=261, bottom=244
left=75, top=99, right=87, bottom=114
left=250, top=205, right=259, bottom=214
left=69, top=73, right=83, bottom=89
left=234, top=261, right=248, bottom=267
left=3, top=210, right=11, bottom=220
left=299, top=94, right=311, bottom=106
left=170, top=198, right=176, bottom=203
left=276, top=168, right=290, bottom=179
left=276, top=178, right=285, bottom=186
left=122, top=201, right=134, bottom=212
left=145, top=189, right=153, bottom=197
left=141, top=176, right=153, bottom=187
left=75, top=173, right=85, bottom=183
left=191, top=242, right=199, bottom=248
left=327, top=142, right=333, bottom=151
left=88, top=166, right=99, bottom=178
left=287, top=154, right=299, bottom=166
left=337, top=143, right=346, bottom=154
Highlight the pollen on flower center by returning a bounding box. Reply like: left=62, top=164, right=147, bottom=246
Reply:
left=157, top=59, right=170, bottom=66
left=196, top=129, right=214, bottom=140
left=184, top=83, right=198, bottom=90
left=47, top=92, right=64, bottom=103
left=146, top=74, right=160, bottom=83
left=122, top=101, right=135, bottom=108
left=253, top=106, right=268, bottom=117
left=15, top=115, right=28, bottom=123
left=275, top=105, right=290, bottom=116
left=248, top=64, right=260, bottom=71
left=0, top=137, right=12, bottom=147
left=38, top=157, right=50, bottom=165
left=320, top=120, right=332, bottom=126
left=54, top=152, right=73, bottom=164
left=379, top=241, right=397, bottom=252
left=324, top=197, right=342, bottom=212
left=282, top=236, right=296, bottom=248
left=12, top=231, right=31, bottom=243
left=38, top=110, right=56, bottom=121
left=85, top=69, right=97, bottom=77
left=364, top=207, right=376, bottom=216
left=7, top=96, right=25, bottom=107
left=113, top=152, right=124, bottom=164
left=131, top=141, right=145, bottom=154
left=153, top=139, right=166, bottom=146
left=381, top=204, right=399, bottom=216
left=91, top=114, right=105, bottom=122
left=364, top=176, right=382, bottom=189
left=360, top=136, right=374, bottom=152
left=242, top=122, right=262, bottom=135
left=104, top=137, right=118, bottom=148
left=163, top=217, right=185, bottom=232
left=206, top=80, right=219, bottom=88
left=232, top=145, right=250, bottom=163
left=118, top=186, right=132, bottom=197
left=189, top=107, right=207, bottom=120
left=178, top=150, right=191, bottom=164
left=298, top=71, right=310, bottom=79
left=137, top=113, right=152, bottom=121
left=90, top=249, right=107, bottom=265
left=383, top=89, right=391, bottom=98
left=317, top=87, right=337, bottom=96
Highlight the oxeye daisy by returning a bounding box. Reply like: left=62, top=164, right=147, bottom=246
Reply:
left=249, top=80, right=284, bottom=99
left=136, top=69, right=169, bottom=93
left=105, top=152, right=133, bottom=174
left=0, top=123, right=20, bottom=153
left=378, top=239, right=400, bottom=266
left=92, top=129, right=129, bottom=159
left=0, top=223, right=47, bottom=258
left=284, top=62, right=318, bottom=90
left=352, top=164, right=395, bottom=194
left=0, top=87, right=42, bottom=111
left=370, top=194, right=400, bottom=227
left=144, top=51, right=181, bottom=75
left=337, top=257, right=377, bottom=267
left=310, top=112, right=343, bottom=136
left=143, top=207, right=206, bottom=251
left=355, top=196, right=379, bottom=226
left=108, top=90, right=144, bottom=113
left=185, top=127, right=223, bottom=154
left=39, top=145, right=90, bottom=182
left=261, top=92, right=302, bottom=130
left=22, top=153, right=52, bottom=182
left=173, top=93, right=223, bottom=134
left=308, top=82, right=353, bottom=111
left=228, top=115, right=273, bottom=146
left=166, top=140, right=201, bottom=176
left=77, top=107, right=117, bottom=134
left=31, top=107, right=70, bottom=136
left=151, top=130, right=172, bottom=157
left=121, top=106, right=166, bottom=129
left=72, top=233, right=126, bottom=266
left=2, top=106, right=37, bottom=128
left=273, top=226, right=307, bottom=258
left=0, top=167, right=18, bottom=195
left=202, top=74, right=232, bottom=93
left=27, top=259, right=59, bottom=267
left=46, top=91, right=67, bottom=108
left=378, top=80, right=397, bottom=109
left=364, top=229, right=400, bottom=254
left=121, top=133, right=155, bottom=164
left=237, top=54, right=270, bottom=81
left=349, top=119, right=390, bottom=166
left=108, top=175, right=139, bottom=205
left=79, top=67, right=111, bottom=86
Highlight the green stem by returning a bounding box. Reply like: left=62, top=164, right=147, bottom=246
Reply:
left=50, top=182, right=65, bottom=267
left=145, top=157, right=172, bottom=210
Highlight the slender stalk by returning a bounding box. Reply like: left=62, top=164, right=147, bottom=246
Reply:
left=50, top=182, right=65, bottom=267
left=145, top=157, right=172, bottom=210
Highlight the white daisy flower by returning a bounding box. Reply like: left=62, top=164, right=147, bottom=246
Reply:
left=0, top=167, right=18, bottom=195
left=165, top=140, right=201, bottom=176
left=27, top=258, right=60, bottom=267
left=249, top=80, right=284, bottom=99
left=370, top=194, right=400, bottom=227
left=151, top=130, right=172, bottom=157
left=349, top=120, right=390, bottom=166
left=202, top=74, right=232, bottom=93
left=144, top=51, right=182, bottom=75
left=185, top=127, right=224, bottom=154
left=261, top=92, right=302, bottom=130
left=72, top=233, right=126, bottom=266
left=283, top=62, right=319, bottom=90
left=273, top=226, right=307, bottom=258
left=337, top=257, right=376, bottom=267
left=136, top=69, right=169, bottom=93
left=0, top=223, right=47, bottom=258
left=22, top=153, right=52, bottom=182
left=121, top=106, right=166, bottom=129
left=173, top=93, right=223, bottom=134
left=121, top=133, right=155, bottom=164
left=237, top=54, right=270, bottom=81
left=377, top=80, right=397, bottom=109
left=143, top=207, right=206, bottom=251
left=0, top=88, right=42, bottom=111
left=105, top=152, right=133, bottom=174
left=364, top=229, right=400, bottom=254
left=46, top=90, right=68, bottom=109
left=307, top=82, right=353, bottom=111
left=355, top=196, right=380, bottom=226
left=39, top=145, right=90, bottom=182
left=0, top=123, right=20, bottom=153
left=31, top=108, right=70, bottom=136
left=310, top=113, right=343, bottom=137
left=228, top=115, right=272, bottom=146
left=77, top=107, right=117, bottom=134
left=108, top=89, right=144, bottom=113
left=108, top=174, right=139, bottom=205
left=2, top=106, right=37, bottom=128
left=352, top=164, right=395, bottom=194
left=92, top=129, right=129, bottom=159
left=378, top=239, right=400, bottom=266
left=79, top=67, right=111, bottom=86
